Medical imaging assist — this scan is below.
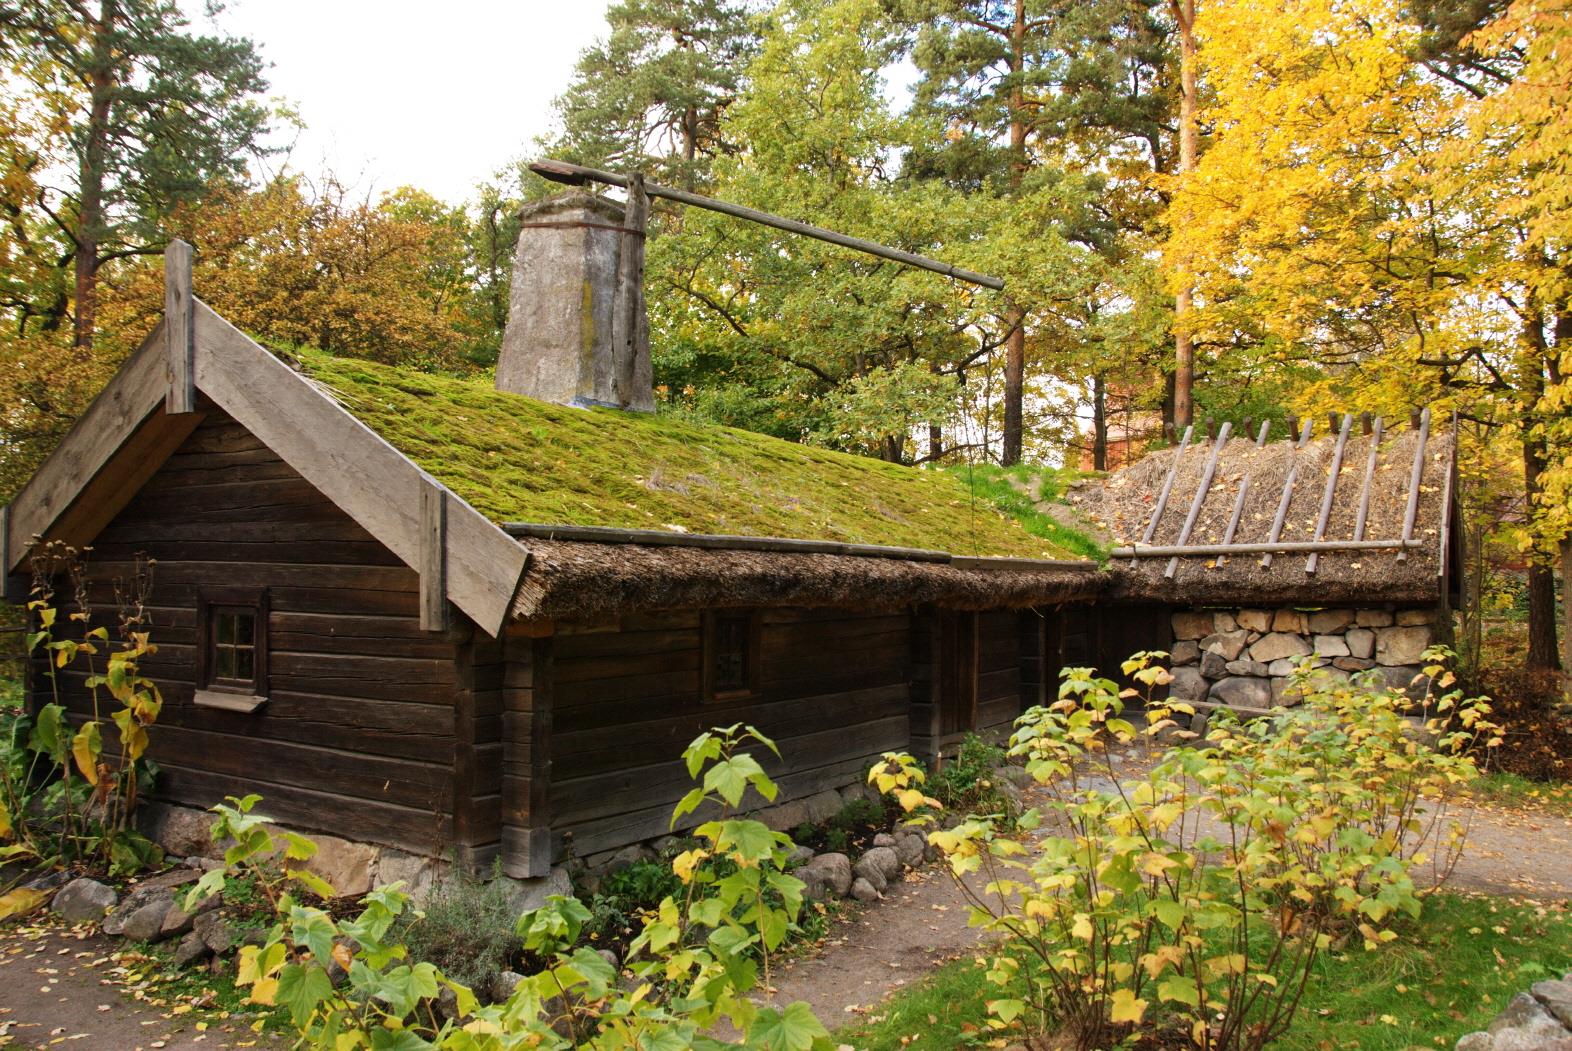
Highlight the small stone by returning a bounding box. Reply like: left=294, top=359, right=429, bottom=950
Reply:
left=1375, top=626, right=1431, bottom=666
left=873, top=833, right=896, bottom=848
left=852, top=858, right=887, bottom=895
left=1170, top=640, right=1200, bottom=666
left=1313, top=635, right=1351, bottom=658
left=1169, top=666, right=1208, bottom=702
left=173, top=930, right=210, bottom=968
left=1209, top=676, right=1273, bottom=709
left=120, top=896, right=175, bottom=943
left=597, top=948, right=620, bottom=972
left=50, top=879, right=118, bottom=924
left=1225, top=660, right=1268, bottom=677
left=1396, top=608, right=1435, bottom=626
left=1200, top=650, right=1229, bottom=679
left=159, top=903, right=198, bottom=939
left=1307, top=609, right=1354, bottom=633
left=491, top=970, right=525, bottom=1003
left=1345, top=628, right=1375, bottom=659
left=1212, top=611, right=1238, bottom=633
left=138, top=803, right=217, bottom=859
left=1172, top=611, right=1214, bottom=641
left=799, top=853, right=853, bottom=897
left=1200, top=630, right=1249, bottom=661
left=1333, top=656, right=1376, bottom=672
left=1189, top=711, right=1210, bottom=739
left=1356, top=608, right=1394, bottom=627
left=892, top=831, right=925, bottom=869
left=1271, top=609, right=1307, bottom=633
left=195, top=913, right=237, bottom=956
left=1250, top=633, right=1313, bottom=663
left=786, top=845, right=815, bottom=868
left=860, top=845, right=902, bottom=880
left=1267, top=658, right=1298, bottom=677
left=849, top=877, right=881, bottom=903
left=1236, top=609, right=1272, bottom=632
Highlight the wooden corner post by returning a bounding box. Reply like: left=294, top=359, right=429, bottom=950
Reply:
left=165, top=239, right=195, bottom=415
left=420, top=482, right=451, bottom=633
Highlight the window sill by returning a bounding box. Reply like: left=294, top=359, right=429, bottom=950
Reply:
left=194, top=689, right=267, bottom=714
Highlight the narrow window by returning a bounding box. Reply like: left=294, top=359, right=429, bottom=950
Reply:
left=703, top=610, right=760, bottom=702
left=195, top=588, right=269, bottom=713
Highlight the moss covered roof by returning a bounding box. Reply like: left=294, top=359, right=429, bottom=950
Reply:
left=292, top=350, right=1082, bottom=559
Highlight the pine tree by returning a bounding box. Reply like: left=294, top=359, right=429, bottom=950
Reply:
left=0, top=0, right=271, bottom=351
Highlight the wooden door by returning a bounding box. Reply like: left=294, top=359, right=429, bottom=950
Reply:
left=937, top=611, right=978, bottom=738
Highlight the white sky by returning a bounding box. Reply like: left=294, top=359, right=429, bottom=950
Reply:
left=191, top=1, right=616, bottom=204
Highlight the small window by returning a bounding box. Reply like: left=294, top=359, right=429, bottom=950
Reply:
left=196, top=588, right=269, bottom=713
left=703, top=610, right=760, bottom=702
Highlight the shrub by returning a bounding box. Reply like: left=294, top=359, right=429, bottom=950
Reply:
left=872, top=649, right=1498, bottom=1051
left=927, top=732, right=1008, bottom=812
left=396, top=863, right=523, bottom=991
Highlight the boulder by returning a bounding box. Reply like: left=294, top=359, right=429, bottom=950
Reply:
left=852, top=857, right=887, bottom=895
left=1454, top=1034, right=1493, bottom=1051
left=1170, top=640, right=1200, bottom=666
left=290, top=834, right=378, bottom=898
left=804, top=789, right=845, bottom=825
left=840, top=782, right=875, bottom=808
left=1267, top=658, right=1298, bottom=677
left=892, top=831, right=926, bottom=869
left=1225, top=660, right=1268, bottom=678
left=1200, top=630, right=1249, bottom=661
left=1209, top=676, right=1273, bottom=710
left=859, top=845, right=902, bottom=880
left=1212, top=611, right=1238, bottom=632
left=1168, top=666, right=1209, bottom=703
left=1333, top=656, right=1376, bottom=672
left=759, top=799, right=811, bottom=833
left=1356, top=608, right=1394, bottom=627
left=1313, top=635, right=1350, bottom=658
left=799, top=852, right=853, bottom=897
left=849, top=877, right=881, bottom=903
left=139, top=803, right=216, bottom=859
left=373, top=849, right=441, bottom=905
left=1397, top=609, right=1435, bottom=626
left=1345, top=628, right=1375, bottom=659
left=1271, top=609, right=1307, bottom=633
left=1532, top=980, right=1572, bottom=1027
left=872, top=833, right=896, bottom=848
left=194, top=911, right=236, bottom=955
left=1307, top=609, right=1354, bottom=634
left=1250, top=633, right=1312, bottom=663
left=491, top=970, right=526, bottom=1003
left=1236, top=609, right=1272, bottom=633
left=103, top=885, right=175, bottom=938
left=1200, top=650, right=1229, bottom=679
left=499, top=866, right=573, bottom=915
left=120, top=897, right=176, bottom=943
left=1375, top=626, right=1431, bottom=666
left=1172, top=611, right=1214, bottom=641
left=51, top=878, right=118, bottom=924
left=1271, top=678, right=1304, bottom=707
left=173, top=930, right=210, bottom=968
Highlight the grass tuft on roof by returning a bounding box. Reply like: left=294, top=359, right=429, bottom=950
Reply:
left=289, top=349, right=1094, bottom=560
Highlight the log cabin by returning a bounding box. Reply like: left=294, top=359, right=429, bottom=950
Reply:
left=4, top=192, right=1460, bottom=884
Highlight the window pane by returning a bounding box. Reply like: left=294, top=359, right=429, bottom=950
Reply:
left=216, top=613, right=234, bottom=645
left=712, top=614, right=751, bottom=693
left=236, top=648, right=254, bottom=682
left=216, top=646, right=235, bottom=679
left=234, top=613, right=254, bottom=646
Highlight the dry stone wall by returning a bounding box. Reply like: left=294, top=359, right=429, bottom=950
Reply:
left=1167, top=605, right=1439, bottom=711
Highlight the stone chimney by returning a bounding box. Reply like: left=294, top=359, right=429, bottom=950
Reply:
left=497, top=191, right=653, bottom=411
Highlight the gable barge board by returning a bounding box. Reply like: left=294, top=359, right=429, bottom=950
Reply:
left=192, top=303, right=528, bottom=636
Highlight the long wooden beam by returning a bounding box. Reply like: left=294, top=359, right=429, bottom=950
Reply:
left=1218, top=420, right=1272, bottom=566
left=1139, top=424, right=1194, bottom=548
left=1165, top=422, right=1232, bottom=579
left=1397, top=407, right=1432, bottom=562
left=1260, top=418, right=1315, bottom=568
left=1112, top=538, right=1427, bottom=557
left=1351, top=416, right=1385, bottom=542
left=1305, top=413, right=1354, bottom=575
left=530, top=159, right=1006, bottom=291
left=164, top=239, right=195, bottom=415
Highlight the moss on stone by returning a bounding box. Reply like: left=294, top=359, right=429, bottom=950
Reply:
left=292, top=349, right=1089, bottom=559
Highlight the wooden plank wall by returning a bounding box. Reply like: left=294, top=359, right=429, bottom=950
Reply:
left=500, top=635, right=552, bottom=878
left=974, top=609, right=1023, bottom=738
left=543, top=608, right=912, bottom=860
left=1018, top=610, right=1049, bottom=713
left=907, top=613, right=939, bottom=761
left=47, top=410, right=468, bottom=856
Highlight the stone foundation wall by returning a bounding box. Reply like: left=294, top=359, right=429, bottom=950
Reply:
left=1166, top=605, right=1439, bottom=711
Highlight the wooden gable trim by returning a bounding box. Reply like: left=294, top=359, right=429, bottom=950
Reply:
left=190, top=303, right=527, bottom=636
left=5, top=323, right=208, bottom=577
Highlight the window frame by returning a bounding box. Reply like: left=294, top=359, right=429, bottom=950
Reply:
left=701, top=609, right=762, bottom=704
left=194, top=586, right=270, bottom=713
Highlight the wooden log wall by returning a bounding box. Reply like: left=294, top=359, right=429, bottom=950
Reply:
left=540, top=608, right=913, bottom=860
left=974, top=609, right=1023, bottom=737
left=43, top=410, right=480, bottom=857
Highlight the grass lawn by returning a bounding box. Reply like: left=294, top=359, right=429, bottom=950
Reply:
left=837, top=893, right=1572, bottom=1050
left=1469, top=770, right=1572, bottom=816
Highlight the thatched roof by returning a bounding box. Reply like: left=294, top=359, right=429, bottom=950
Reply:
left=508, top=530, right=1104, bottom=621
left=1071, top=421, right=1457, bottom=605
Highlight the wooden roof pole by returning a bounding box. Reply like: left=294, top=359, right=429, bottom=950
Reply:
left=1260, top=418, right=1315, bottom=568
left=1397, top=407, right=1433, bottom=562
left=165, top=239, right=195, bottom=415
left=1164, top=421, right=1232, bottom=579
left=1305, top=413, right=1354, bottom=576
left=1139, top=424, right=1195, bottom=551
left=1112, top=538, right=1427, bottom=557
left=1351, top=416, right=1385, bottom=543
left=530, top=159, right=1006, bottom=291
left=1218, top=420, right=1272, bottom=566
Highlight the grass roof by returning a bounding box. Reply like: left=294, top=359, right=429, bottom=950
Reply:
left=292, top=350, right=1091, bottom=560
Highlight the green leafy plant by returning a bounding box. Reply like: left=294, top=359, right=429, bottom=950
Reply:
left=396, top=862, right=525, bottom=991
left=873, top=650, right=1498, bottom=1051
left=927, top=732, right=1009, bottom=813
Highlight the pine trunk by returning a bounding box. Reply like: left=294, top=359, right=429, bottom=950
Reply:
left=1092, top=372, right=1108, bottom=471
left=1000, top=0, right=1028, bottom=467
left=74, top=0, right=118, bottom=354
left=1171, top=0, right=1198, bottom=430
